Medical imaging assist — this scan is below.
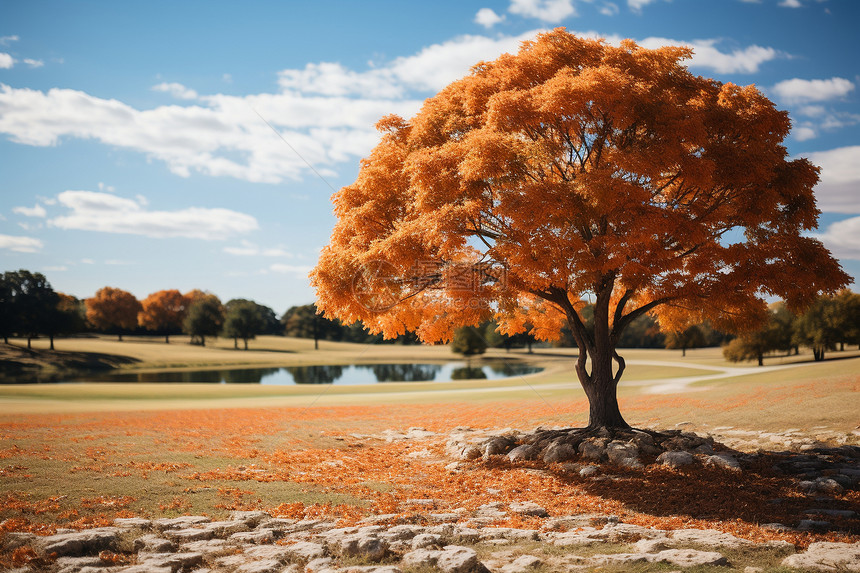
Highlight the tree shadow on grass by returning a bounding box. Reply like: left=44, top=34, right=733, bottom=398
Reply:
left=0, top=344, right=139, bottom=383
left=549, top=446, right=860, bottom=536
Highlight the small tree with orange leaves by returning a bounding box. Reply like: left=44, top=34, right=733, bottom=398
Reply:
left=138, top=289, right=188, bottom=343
left=311, top=29, right=849, bottom=430
left=85, top=287, right=141, bottom=342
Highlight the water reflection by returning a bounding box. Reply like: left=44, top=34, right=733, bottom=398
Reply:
left=450, top=367, right=487, bottom=380
left=285, top=365, right=344, bottom=384
left=55, top=361, right=542, bottom=385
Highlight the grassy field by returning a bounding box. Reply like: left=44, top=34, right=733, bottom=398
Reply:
left=1, top=336, right=858, bottom=555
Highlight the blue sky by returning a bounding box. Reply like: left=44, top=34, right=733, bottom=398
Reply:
left=1, top=0, right=858, bottom=316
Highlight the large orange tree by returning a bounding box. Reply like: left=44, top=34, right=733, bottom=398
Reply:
left=138, top=289, right=188, bottom=343
left=85, top=287, right=141, bottom=341
left=311, top=30, right=849, bottom=429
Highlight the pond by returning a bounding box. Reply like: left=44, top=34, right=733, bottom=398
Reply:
left=60, top=362, right=543, bottom=385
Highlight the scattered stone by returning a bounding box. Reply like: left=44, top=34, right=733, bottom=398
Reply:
left=114, top=517, right=153, bottom=529
left=283, top=541, right=328, bottom=563
left=137, top=551, right=205, bottom=571
left=412, top=533, right=442, bottom=549
left=163, top=527, right=216, bottom=542
left=798, top=519, right=831, bottom=531
left=40, top=528, right=119, bottom=557
left=133, top=534, right=176, bottom=553
left=781, top=541, right=860, bottom=572
left=657, top=450, right=695, bottom=468
left=670, top=528, right=752, bottom=548
left=482, top=436, right=517, bottom=459
left=507, top=444, right=539, bottom=462
left=230, top=510, right=271, bottom=527
left=579, top=465, right=599, bottom=477
left=500, top=555, right=542, bottom=573
left=543, top=442, right=577, bottom=464
left=229, top=528, right=279, bottom=544
left=403, top=546, right=486, bottom=573
left=306, top=557, right=335, bottom=572
left=705, top=453, right=742, bottom=471
left=509, top=501, right=548, bottom=517
left=578, top=438, right=608, bottom=462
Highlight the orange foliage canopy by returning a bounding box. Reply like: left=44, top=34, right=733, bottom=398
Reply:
left=311, top=30, right=849, bottom=427
left=138, top=289, right=189, bottom=339
left=85, top=287, right=141, bottom=335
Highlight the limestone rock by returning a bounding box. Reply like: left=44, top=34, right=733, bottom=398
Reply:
left=706, top=453, right=741, bottom=471
left=411, top=533, right=442, bottom=549
left=154, top=516, right=210, bottom=530
left=237, top=559, right=285, bottom=573
left=113, top=517, right=153, bottom=529
left=578, top=438, right=608, bottom=462
left=137, top=551, right=205, bottom=571
left=543, top=442, right=577, bottom=464
left=482, top=436, right=517, bottom=459
left=163, top=527, right=215, bottom=542
left=652, top=549, right=728, bottom=567
left=509, top=501, right=548, bottom=518
left=283, top=541, right=328, bottom=563
left=657, top=450, right=694, bottom=468
left=133, top=534, right=176, bottom=554
left=781, top=541, right=860, bottom=572
left=40, top=528, right=119, bottom=557
left=507, top=444, right=539, bottom=462
left=671, top=528, right=752, bottom=548
left=403, top=545, right=487, bottom=573
left=606, top=441, right=640, bottom=466
left=229, top=510, right=271, bottom=527
left=500, top=555, right=542, bottom=573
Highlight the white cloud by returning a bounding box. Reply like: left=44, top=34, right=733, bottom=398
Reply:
left=152, top=82, right=199, bottom=100
left=0, top=35, right=19, bottom=46
left=627, top=0, right=658, bottom=12
left=779, top=0, right=803, bottom=7
left=475, top=8, right=506, bottom=28
left=43, top=265, right=68, bottom=272
left=0, top=31, right=784, bottom=185
left=793, top=125, right=818, bottom=141
left=224, top=239, right=295, bottom=257
left=278, top=62, right=403, bottom=98
left=802, top=146, right=860, bottom=214
left=638, top=37, right=778, bottom=74
left=49, top=190, right=258, bottom=239
left=772, top=77, right=854, bottom=104
left=269, top=263, right=312, bottom=275
left=599, top=3, right=620, bottom=16
left=509, top=0, right=576, bottom=22
left=81, top=258, right=95, bottom=264
left=23, top=58, right=43, bottom=68
left=816, top=216, right=860, bottom=260
left=0, top=53, right=13, bottom=69
left=13, top=203, right=46, bottom=217
left=0, top=234, right=42, bottom=253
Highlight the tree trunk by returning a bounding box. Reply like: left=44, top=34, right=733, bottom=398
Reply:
left=165, top=334, right=170, bottom=344
left=50, top=335, right=55, bottom=351
left=581, top=343, right=629, bottom=429
left=234, top=337, right=238, bottom=349
left=243, top=338, right=248, bottom=350
left=27, top=337, right=31, bottom=349
left=118, top=333, right=123, bottom=342
left=757, top=353, right=763, bottom=366
left=200, top=335, right=205, bottom=347
left=681, top=346, right=686, bottom=357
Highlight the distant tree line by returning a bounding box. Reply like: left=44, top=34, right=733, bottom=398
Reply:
left=723, top=291, right=860, bottom=365
left=3, top=269, right=857, bottom=360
